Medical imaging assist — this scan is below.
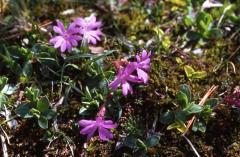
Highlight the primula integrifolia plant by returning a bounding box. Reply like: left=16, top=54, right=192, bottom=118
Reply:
left=109, top=50, right=151, bottom=96
left=50, top=20, right=81, bottom=52
left=79, top=106, right=117, bottom=141
left=50, top=15, right=102, bottom=52
left=74, top=15, right=103, bottom=45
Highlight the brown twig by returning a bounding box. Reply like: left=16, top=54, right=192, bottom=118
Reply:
left=182, top=85, right=218, bottom=136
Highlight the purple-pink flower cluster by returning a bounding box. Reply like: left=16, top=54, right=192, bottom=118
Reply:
left=109, top=50, right=151, bottom=96
left=50, top=15, right=102, bottom=53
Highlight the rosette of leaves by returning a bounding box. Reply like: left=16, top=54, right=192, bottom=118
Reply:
left=15, top=87, right=56, bottom=129
left=160, top=84, right=218, bottom=133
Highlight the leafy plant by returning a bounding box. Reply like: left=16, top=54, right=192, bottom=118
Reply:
left=123, top=133, right=160, bottom=156
left=184, top=65, right=207, bottom=80
left=15, top=87, right=56, bottom=129
left=160, top=84, right=218, bottom=133
left=79, top=86, right=104, bottom=116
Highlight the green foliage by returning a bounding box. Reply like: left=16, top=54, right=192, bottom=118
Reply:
left=1, top=0, right=240, bottom=156
left=0, top=76, right=18, bottom=109
left=160, top=84, right=218, bottom=133
left=79, top=86, right=103, bottom=116
left=123, top=133, right=160, bottom=156
left=184, top=65, right=207, bottom=80
left=16, top=87, right=56, bottom=129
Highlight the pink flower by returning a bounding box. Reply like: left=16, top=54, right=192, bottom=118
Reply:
left=109, top=62, right=142, bottom=96
left=109, top=50, right=151, bottom=96
left=135, top=50, right=151, bottom=83
left=50, top=20, right=82, bottom=52
left=74, top=15, right=102, bottom=45
left=79, top=117, right=117, bottom=141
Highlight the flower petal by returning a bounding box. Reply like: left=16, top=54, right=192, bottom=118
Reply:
left=109, top=77, right=121, bottom=90
left=122, top=81, right=132, bottom=96
left=54, top=38, right=64, bottom=48
left=53, top=26, right=63, bottom=34
left=60, top=40, right=67, bottom=52
left=102, top=121, right=117, bottom=129
left=98, top=127, right=113, bottom=141
left=137, top=68, right=148, bottom=83
left=79, top=120, right=95, bottom=127
left=56, top=20, right=65, bottom=31
left=80, top=124, right=97, bottom=140
left=49, top=36, right=61, bottom=44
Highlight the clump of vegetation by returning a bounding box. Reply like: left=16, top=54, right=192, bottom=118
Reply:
left=0, top=0, right=240, bottom=156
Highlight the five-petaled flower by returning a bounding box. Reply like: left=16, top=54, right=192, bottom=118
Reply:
left=74, top=15, right=103, bottom=45
left=50, top=20, right=82, bottom=52
left=109, top=62, right=142, bottom=96
left=79, top=117, right=117, bottom=141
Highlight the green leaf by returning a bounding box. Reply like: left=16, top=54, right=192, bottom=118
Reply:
left=0, top=77, right=8, bottom=91
left=37, top=97, right=49, bottom=113
left=196, top=12, right=213, bottom=33
left=2, top=84, right=18, bottom=95
left=146, top=134, right=160, bottom=147
left=192, top=120, right=206, bottom=133
left=167, top=121, right=187, bottom=133
left=204, top=98, right=218, bottom=108
left=159, top=111, right=174, bottom=124
left=22, top=61, right=33, bottom=77
left=170, top=0, right=186, bottom=7
left=185, top=103, right=202, bottom=114
left=183, top=16, right=193, bottom=27
left=43, top=109, right=56, bottom=119
left=179, top=84, right=191, bottom=102
left=208, top=28, right=222, bottom=39
left=153, top=27, right=164, bottom=39
left=198, top=105, right=213, bottom=121
left=186, top=31, right=201, bottom=41
left=184, top=65, right=195, bottom=78
left=123, top=135, right=137, bottom=149
left=191, top=71, right=207, bottom=79
left=176, top=91, right=189, bottom=108
left=38, top=116, right=48, bottom=129
left=25, top=87, right=40, bottom=102
left=0, top=94, right=7, bottom=109
left=15, top=104, right=32, bottom=118
left=175, top=111, right=189, bottom=121
left=64, top=63, right=80, bottom=70
left=136, top=139, right=147, bottom=150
